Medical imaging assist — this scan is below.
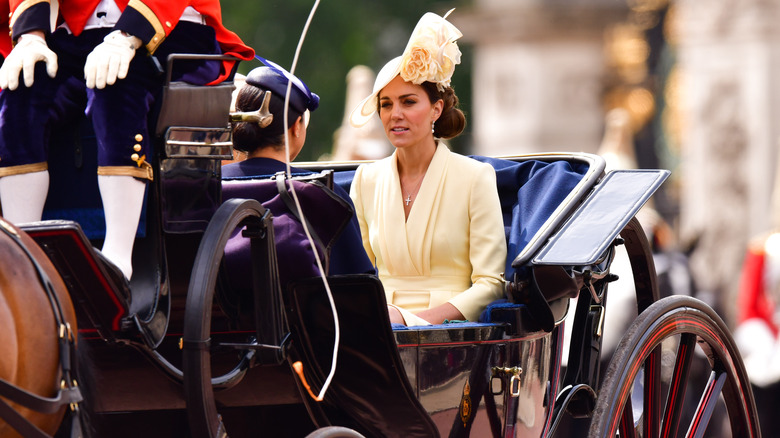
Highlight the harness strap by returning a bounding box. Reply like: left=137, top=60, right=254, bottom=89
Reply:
left=0, top=378, right=82, bottom=414
left=0, top=219, right=85, bottom=437
left=0, top=396, right=51, bottom=438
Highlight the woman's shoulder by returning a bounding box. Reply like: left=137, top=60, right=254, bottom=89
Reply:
left=447, top=150, right=495, bottom=176
left=355, top=155, right=393, bottom=179
left=221, top=157, right=294, bottom=179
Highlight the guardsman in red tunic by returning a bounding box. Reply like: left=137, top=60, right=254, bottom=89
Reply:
left=0, top=0, right=254, bottom=282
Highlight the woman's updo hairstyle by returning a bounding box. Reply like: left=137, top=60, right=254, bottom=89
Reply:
left=421, top=82, right=466, bottom=140
left=232, top=59, right=320, bottom=153
left=232, top=82, right=303, bottom=153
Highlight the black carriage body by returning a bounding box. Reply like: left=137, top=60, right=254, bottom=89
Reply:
left=7, top=54, right=761, bottom=438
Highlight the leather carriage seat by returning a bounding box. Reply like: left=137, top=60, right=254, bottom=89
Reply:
left=286, top=274, right=441, bottom=438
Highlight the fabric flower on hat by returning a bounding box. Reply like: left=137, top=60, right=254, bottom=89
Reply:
left=348, top=9, right=464, bottom=127
left=399, top=9, right=462, bottom=90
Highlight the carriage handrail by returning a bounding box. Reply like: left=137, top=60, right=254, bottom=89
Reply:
left=163, top=53, right=243, bottom=85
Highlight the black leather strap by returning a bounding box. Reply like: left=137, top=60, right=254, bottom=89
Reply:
left=0, top=378, right=82, bottom=414
left=0, top=396, right=51, bottom=438
left=0, top=220, right=85, bottom=437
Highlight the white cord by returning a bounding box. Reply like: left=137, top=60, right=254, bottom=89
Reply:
left=282, top=0, right=340, bottom=401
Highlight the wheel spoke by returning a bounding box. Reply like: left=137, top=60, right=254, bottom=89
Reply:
left=661, top=333, right=696, bottom=438
left=643, top=345, right=661, bottom=438
left=589, top=296, right=760, bottom=438
left=618, top=393, right=636, bottom=438
left=686, top=370, right=726, bottom=438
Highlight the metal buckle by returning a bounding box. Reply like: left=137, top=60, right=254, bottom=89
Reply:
left=491, top=366, right=523, bottom=397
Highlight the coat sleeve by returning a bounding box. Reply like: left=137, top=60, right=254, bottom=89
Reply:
left=114, top=0, right=190, bottom=54
left=0, top=0, right=13, bottom=57
left=114, top=0, right=254, bottom=82
left=447, top=162, right=507, bottom=321
left=8, top=0, right=51, bottom=41
left=349, top=164, right=376, bottom=266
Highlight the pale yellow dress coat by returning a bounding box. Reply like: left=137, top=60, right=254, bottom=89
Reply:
left=350, top=144, right=507, bottom=324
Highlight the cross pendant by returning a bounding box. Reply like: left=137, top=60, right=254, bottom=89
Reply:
left=405, top=195, right=412, bottom=206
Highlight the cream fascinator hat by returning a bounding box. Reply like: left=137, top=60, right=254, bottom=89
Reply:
left=349, top=9, right=463, bottom=128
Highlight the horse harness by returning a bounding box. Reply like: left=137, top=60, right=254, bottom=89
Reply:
left=0, top=218, right=85, bottom=438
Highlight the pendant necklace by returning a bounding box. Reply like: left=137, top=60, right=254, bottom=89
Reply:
left=404, top=175, right=425, bottom=206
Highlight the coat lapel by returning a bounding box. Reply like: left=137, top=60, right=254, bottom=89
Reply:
left=376, top=145, right=451, bottom=276
left=404, top=144, right=450, bottom=276
left=376, top=153, right=413, bottom=274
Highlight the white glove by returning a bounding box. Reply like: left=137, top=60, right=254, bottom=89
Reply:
left=0, top=33, right=58, bottom=91
left=84, top=30, right=142, bottom=89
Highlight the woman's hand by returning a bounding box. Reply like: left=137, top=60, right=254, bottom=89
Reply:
left=388, top=302, right=466, bottom=326
left=416, top=302, right=465, bottom=324
left=388, top=305, right=406, bottom=325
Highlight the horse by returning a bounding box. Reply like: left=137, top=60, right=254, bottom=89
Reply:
left=0, top=217, right=79, bottom=438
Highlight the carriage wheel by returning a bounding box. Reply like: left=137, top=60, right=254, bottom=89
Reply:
left=588, top=295, right=761, bottom=437
left=183, top=198, right=269, bottom=438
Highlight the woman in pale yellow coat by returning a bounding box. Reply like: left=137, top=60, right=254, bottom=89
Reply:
left=349, top=10, right=507, bottom=326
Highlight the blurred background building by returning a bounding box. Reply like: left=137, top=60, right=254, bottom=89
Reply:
left=453, top=0, right=628, bottom=157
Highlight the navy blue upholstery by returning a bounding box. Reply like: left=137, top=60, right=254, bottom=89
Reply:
left=469, top=156, right=588, bottom=278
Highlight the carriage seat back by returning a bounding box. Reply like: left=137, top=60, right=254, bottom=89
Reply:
left=286, top=274, right=440, bottom=438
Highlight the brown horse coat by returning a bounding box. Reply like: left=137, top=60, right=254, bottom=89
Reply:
left=0, top=218, right=77, bottom=437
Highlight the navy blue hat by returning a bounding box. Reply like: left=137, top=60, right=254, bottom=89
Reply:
left=246, top=55, right=320, bottom=114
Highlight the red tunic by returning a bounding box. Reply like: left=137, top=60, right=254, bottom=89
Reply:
left=737, top=237, right=779, bottom=336
left=0, top=0, right=12, bottom=58
left=8, top=0, right=254, bottom=84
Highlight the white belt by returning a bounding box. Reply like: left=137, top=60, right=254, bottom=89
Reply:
left=61, top=3, right=204, bottom=32
left=381, top=275, right=471, bottom=294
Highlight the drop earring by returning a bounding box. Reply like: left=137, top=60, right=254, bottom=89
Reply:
left=431, top=121, right=435, bottom=134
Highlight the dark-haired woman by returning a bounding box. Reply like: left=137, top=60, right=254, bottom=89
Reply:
left=224, top=59, right=374, bottom=277
left=349, top=11, right=506, bottom=326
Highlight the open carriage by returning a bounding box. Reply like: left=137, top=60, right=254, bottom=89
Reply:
left=0, top=54, right=761, bottom=438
